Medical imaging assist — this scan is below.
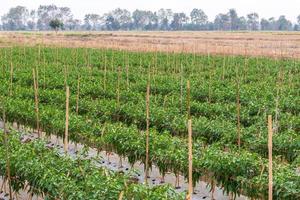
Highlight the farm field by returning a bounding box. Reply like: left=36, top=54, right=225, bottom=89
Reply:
left=0, top=42, right=299, bottom=200
left=1, top=31, right=300, bottom=58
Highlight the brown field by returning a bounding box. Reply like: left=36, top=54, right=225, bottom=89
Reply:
left=1, top=31, right=300, bottom=58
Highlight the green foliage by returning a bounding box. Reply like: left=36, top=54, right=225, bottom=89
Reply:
left=49, top=19, right=63, bottom=31
left=0, top=46, right=299, bottom=199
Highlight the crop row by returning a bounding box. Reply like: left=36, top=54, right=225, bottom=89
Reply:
left=1, top=96, right=299, bottom=199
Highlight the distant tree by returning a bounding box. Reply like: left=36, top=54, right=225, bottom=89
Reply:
left=109, top=8, right=132, bottom=30
left=49, top=19, right=63, bottom=32
left=65, top=19, right=81, bottom=30
left=132, top=10, right=155, bottom=30
left=157, top=9, right=173, bottom=30
left=276, top=15, right=292, bottom=30
left=228, top=9, right=239, bottom=30
left=170, top=13, right=188, bottom=30
left=260, top=18, right=270, bottom=30
left=190, top=8, right=208, bottom=29
left=237, top=16, right=247, bottom=30
left=84, top=14, right=101, bottom=30
left=247, top=12, right=259, bottom=30
left=267, top=17, right=277, bottom=30
left=105, top=15, right=120, bottom=30
left=1, top=6, right=29, bottom=30
left=214, top=13, right=230, bottom=30
left=37, top=5, right=73, bottom=30
left=27, top=10, right=36, bottom=30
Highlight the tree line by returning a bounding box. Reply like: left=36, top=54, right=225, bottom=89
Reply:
left=1, top=5, right=300, bottom=31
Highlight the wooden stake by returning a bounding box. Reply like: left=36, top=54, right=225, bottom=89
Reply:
left=116, top=66, right=121, bottom=120
left=64, top=86, right=70, bottom=154
left=187, top=119, right=193, bottom=200
left=268, top=115, right=273, bottom=200
left=2, top=107, right=13, bottom=200
left=145, top=84, right=150, bottom=184
left=33, top=69, right=40, bottom=138
left=76, top=75, right=80, bottom=114
left=236, top=78, right=241, bottom=149
left=187, top=80, right=191, bottom=119
left=126, top=60, right=129, bottom=90
left=43, top=46, right=46, bottom=89
left=9, top=62, right=13, bottom=96
left=180, top=64, right=183, bottom=113
left=104, top=54, right=107, bottom=90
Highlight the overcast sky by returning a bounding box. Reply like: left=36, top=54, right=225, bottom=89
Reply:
left=1, top=0, right=299, bottom=22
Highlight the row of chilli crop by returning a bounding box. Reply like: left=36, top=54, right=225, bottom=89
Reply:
left=0, top=46, right=299, bottom=199
left=0, top=46, right=299, bottom=77
left=0, top=93, right=299, bottom=199
left=1, top=46, right=298, bottom=119
left=0, top=64, right=299, bottom=163
left=0, top=80, right=299, bottom=164
left=0, top=131, right=185, bottom=200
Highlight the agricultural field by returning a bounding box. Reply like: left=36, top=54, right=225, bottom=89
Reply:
left=1, top=31, right=300, bottom=58
left=0, top=40, right=299, bottom=200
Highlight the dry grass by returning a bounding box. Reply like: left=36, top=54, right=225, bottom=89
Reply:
left=1, top=31, right=300, bottom=58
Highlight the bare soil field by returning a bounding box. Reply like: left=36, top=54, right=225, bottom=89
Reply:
left=1, top=31, right=300, bottom=58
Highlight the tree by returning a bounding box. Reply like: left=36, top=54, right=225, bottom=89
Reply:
left=237, top=16, right=247, bottom=30
left=228, top=9, right=239, bottom=30
left=109, top=8, right=132, bottom=30
left=37, top=5, right=73, bottom=30
left=276, top=15, right=292, bottom=30
left=1, top=6, right=29, bottom=30
left=132, top=10, right=155, bottom=30
left=27, top=10, right=36, bottom=30
left=247, top=13, right=259, bottom=30
left=105, top=15, right=120, bottom=30
left=64, top=19, right=81, bottom=30
left=49, top=19, right=63, bottom=32
left=268, top=17, right=277, bottom=30
left=170, top=13, right=188, bottom=30
left=297, top=15, right=300, bottom=25
left=260, top=18, right=270, bottom=30
left=157, top=9, right=173, bottom=30
left=84, top=14, right=101, bottom=30
left=190, top=8, right=208, bottom=28
left=214, top=13, right=230, bottom=30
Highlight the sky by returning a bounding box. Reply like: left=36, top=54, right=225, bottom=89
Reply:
left=0, top=0, right=299, bottom=23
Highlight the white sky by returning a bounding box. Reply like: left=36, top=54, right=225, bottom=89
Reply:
left=0, top=0, right=299, bottom=23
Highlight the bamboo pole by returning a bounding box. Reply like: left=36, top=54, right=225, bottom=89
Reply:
left=43, top=46, right=46, bottom=89
left=187, top=119, right=193, bottom=200
left=75, top=76, right=80, bottom=153
left=274, top=70, right=283, bottom=134
left=268, top=115, right=273, bottom=200
left=180, top=64, right=183, bottom=113
left=76, top=75, right=80, bottom=114
left=104, top=54, right=107, bottom=90
left=3, top=108, right=13, bottom=200
left=145, top=84, right=150, bottom=184
left=187, top=80, right=191, bottom=119
left=126, top=60, right=129, bottom=90
left=9, top=61, right=13, bottom=96
left=33, top=69, right=40, bottom=138
left=64, top=86, right=70, bottom=154
left=117, top=66, right=121, bottom=121
left=236, top=78, right=241, bottom=149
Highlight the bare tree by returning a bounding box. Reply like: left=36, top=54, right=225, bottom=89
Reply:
left=1, top=6, right=29, bottom=30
